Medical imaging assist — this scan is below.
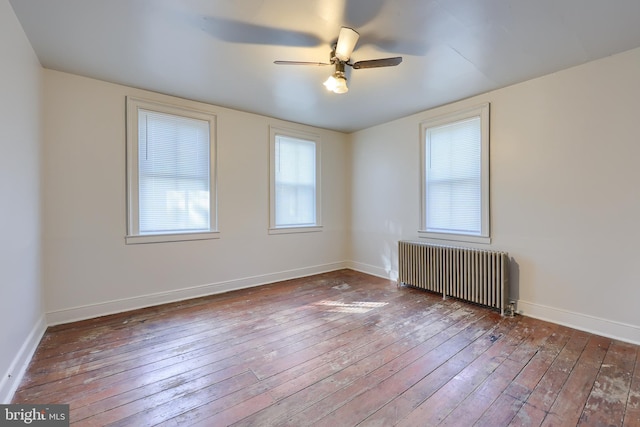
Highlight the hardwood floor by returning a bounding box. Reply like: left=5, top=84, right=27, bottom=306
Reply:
left=12, top=270, right=640, bottom=426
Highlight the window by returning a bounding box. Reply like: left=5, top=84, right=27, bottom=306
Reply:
left=419, top=103, right=490, bottom=244
left=269, top=127, right=321, bottom=234
left=126, top=97, right=218, bottom=244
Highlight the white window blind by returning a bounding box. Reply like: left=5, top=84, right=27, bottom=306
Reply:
left=274, top=135, right=316, bottom=227
left=138, top=109, right=210, bottom=234
left=420, top=103, right=490, bottom=243
left=425, top=116, right=482, bottom=235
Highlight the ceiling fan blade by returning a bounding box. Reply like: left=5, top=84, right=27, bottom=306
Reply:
left=352, top=56, right=403, bottom=69
left=335, top=27, right=360, bottom=61
left=274, top=61, right=332, bottom=66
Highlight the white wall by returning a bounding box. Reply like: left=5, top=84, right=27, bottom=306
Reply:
left=350, top=47, right=640, bottom=344
left=42, top=70, right=350, bottom=324
left=0, top=0, right=46, bottom=403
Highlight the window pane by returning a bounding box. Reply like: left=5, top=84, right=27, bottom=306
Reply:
left=426, top=116, right=481, bottom=235
left=138, top=109, right=210, bottom=234
left=274, top=135, right=316, bottom=226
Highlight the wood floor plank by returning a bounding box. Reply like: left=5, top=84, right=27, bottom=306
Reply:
left=285, top=307, right=494, bottom=426
left=508, top=326, right=584, bottom=426
left=72, top=274, right=390, bottom=424
left=360, top=312, right=519, bottom=426
left=228, top=296, right=466, bottom=427
left=36, top=274, right=362, bottom=360
left=437, top=316, right=566, bottom=426
left=260, top=308, right=483, bottom=426
left=578, top=340, right=637, bottom=426
left=23, top=288, right=300, bottom=365
left=261, top=292, right=456, bottom=400
left=18, top=275, right=391, bottom=403
left=67, top=289, right=401, bottom=414
left=80, top=370, right=259, bottom=426
left=32, top=272, right=362, bottom=365
left=540, top=335, right=611, bottom=426
left=35, top=277, right=312, bottom=351
left=256, top=290, right=446, bottom=399
left=475, top=323, right=573, bottom=427
left=393, top=313, right=530, bottom=426
left=10, top=270, right=640, bottom=427
left=623, top=347, right=640, bottom=427
left=22, top=306, right=341, bottom=392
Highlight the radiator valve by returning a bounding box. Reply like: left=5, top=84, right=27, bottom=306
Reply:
left=506, top=301, right=516, bottom=317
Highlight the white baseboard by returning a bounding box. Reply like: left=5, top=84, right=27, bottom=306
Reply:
left=1, top=315, right=47, bottom=404
left=517, top=300, right=640, bottom=345
left=46, top=262, right=348, bottom=326
left=346, top=260, right=398, bottom=282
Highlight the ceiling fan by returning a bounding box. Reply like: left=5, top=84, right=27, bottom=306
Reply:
left=274, top=27, right=402, bottom=94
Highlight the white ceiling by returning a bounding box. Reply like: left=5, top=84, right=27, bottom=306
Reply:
left=10, top=0, right=640, bottom=133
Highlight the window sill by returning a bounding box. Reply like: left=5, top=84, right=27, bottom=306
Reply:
left=125, top=231, right=220, bottom=245
left=418, top=231, right=491, bottom=245
left=268, top=225, right=323, bottom=235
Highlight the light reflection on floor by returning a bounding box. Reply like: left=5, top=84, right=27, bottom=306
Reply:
left=311, top=300, right=388, bottom=314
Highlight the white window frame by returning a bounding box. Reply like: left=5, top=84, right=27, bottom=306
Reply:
left=269, top=126, right=322, bottom=235
left=419, top=103, right=490, bottom=244
left=125, top=96, right=219, bottom=244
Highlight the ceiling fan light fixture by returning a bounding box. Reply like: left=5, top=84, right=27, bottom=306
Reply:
left=334, top=27, right=360, bottom=62
left=323, top=72, right=348, bottom=94
left=333, top=76, right=349, bottom=94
